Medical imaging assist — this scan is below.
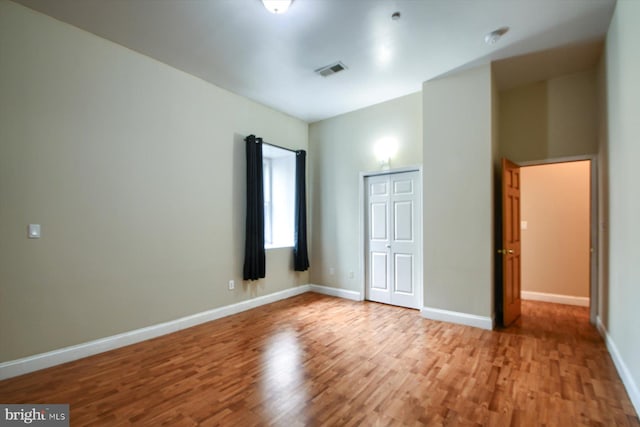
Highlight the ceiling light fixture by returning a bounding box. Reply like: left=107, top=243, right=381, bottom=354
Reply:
left=484, top=26, right=510, bottom=44
left=262, top=0, right=293, bottom=14
left=377, top=45, right=392, bottom=63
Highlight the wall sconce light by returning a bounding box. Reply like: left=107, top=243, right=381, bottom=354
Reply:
left=374, top=137, right=398, bottom=170
left=262, top=0, right=293, bottom=14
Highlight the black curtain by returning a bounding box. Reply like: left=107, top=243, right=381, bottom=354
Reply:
left=243, top=135, right=266, bottom=280
left=294, top=150, right=310, bottom=271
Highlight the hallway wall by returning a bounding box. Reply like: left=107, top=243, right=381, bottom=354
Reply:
left=499, top=69, right=598, bottom=163
left=600, top=0, right=640, bottom=413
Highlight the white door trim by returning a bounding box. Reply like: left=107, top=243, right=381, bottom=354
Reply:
left=359, top=166, right=423, bottom=309
left=518, top=155, right=598, bottom=324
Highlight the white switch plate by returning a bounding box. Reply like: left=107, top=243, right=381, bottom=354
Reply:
left=521, top=220, right=528, bottom=230
left=228, top=280, right=235, bottom=290
left=28, top=224, right=41, bottom=239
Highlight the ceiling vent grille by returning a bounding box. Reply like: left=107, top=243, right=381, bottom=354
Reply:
left=315, top=61, right=348, bottom=77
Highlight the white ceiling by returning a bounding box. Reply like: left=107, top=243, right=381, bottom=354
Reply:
left=14, top=0, right=615, bottom=123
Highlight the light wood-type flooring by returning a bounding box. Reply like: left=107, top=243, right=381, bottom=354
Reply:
left=1, top=293, right=638, bottom=426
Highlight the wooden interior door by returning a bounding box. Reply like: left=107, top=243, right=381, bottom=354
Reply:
left=501, top=158, right=522, bottom=326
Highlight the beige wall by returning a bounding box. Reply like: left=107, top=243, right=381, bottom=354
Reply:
left=491, top=67, right=501, bottom=170
left=602, top=0, right=640, bottom=406
left=500, top=69, right=598, bottom=163
left=521, top=162, right=590, bottom=298
left=500, top=82, right=548, bottom=162
left=422, top=65, right=494, bottom=318
left=0, top=1, right=308, bottom=362
left=308, top=92, right=422, bottom=290
left=596, top=45, right=609, bottom=330
left=548, top=71, right=598, bottom=157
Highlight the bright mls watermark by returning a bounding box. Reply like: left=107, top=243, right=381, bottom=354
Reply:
left=0, top=405, right=68, bottom=426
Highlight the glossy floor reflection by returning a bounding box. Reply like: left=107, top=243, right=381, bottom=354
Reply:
left=261, top=328, right=307, bottom=423
left=0, top=293, right=637, bottom=426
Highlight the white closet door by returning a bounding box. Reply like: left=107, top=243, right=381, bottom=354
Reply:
left=365, top=171, right=422, bottom=309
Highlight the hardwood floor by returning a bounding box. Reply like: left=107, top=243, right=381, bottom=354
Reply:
left=1, top=293, right=638, bottom=426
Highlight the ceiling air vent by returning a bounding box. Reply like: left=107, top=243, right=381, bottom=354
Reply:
left=315, top=61, right=348, bottom=77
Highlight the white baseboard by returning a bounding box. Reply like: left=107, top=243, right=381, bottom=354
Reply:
left=521, top=290, right=590, bottom=307
left=596, top=316, right=640, bottom=416
left=420, top=306, right=493, bottom=330
left=0, top=285, right=311, bottom=381
left=596, top=315, right=607, bottom=338
left=308, top=284, right=363, bottom=301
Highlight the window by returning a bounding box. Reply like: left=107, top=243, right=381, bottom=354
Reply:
left=263, top=157, right=273, bottom=245
left=262, top=144, right=295, bottom=248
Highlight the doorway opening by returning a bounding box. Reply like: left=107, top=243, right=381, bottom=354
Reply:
left=520, top=160, right=591, bottom=308
left=497, top=156, right=597, bottom=327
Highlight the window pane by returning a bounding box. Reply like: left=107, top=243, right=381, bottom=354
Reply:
left=263, top=159, right=272, bottom=245
left=262, top=145, right=295, bottom=248
left=264, top=201, right=272, bottom=245
left=263, top=159, right=271, bottom=203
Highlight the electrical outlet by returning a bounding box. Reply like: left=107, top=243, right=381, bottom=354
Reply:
left=28, top=224, right=41, bottom=239
left=349, top=271, right=354, bottom=279
left=329, top=267, right=335, bottom=276
left=228, top=280, right=235, bottom=290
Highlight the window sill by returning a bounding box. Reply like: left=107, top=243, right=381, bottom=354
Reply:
left=265, top=244, right=294, bottom=250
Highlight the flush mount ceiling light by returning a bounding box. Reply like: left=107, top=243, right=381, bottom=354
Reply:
left=484, top=26, right=510, bottom=44
left=377, top=44, right=392, bottom=64
left=262, top=0, right=293, bottom=14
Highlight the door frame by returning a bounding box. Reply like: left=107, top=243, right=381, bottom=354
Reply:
left=359, top=166, right=423, bottom=308
left=517, top=155, right=598, bottom=324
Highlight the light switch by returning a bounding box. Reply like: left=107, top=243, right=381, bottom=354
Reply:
left=521, top=220, right=528, bottom=230
left=28, top=224, right=41, bottom=239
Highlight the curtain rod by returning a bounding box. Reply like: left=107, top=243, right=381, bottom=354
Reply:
left=263, top=141, right=299, bottom=154
left=245, top=134, right=302, bottom=154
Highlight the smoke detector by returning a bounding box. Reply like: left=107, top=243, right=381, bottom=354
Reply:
left=485, top=26, right=510, bottom=44
left=315, top=61, right=348, bottom=77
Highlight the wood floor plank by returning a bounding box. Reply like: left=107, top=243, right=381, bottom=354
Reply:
left=0, top=293, right=638, bottom=426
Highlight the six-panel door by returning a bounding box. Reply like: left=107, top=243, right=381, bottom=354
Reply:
left=365, top=171, right=422, bottom=309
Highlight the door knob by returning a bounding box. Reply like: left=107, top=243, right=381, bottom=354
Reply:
left=497, top=249, right=505, bottom=254
left=508, top=249, right=514, bottom=254
left=386, top=244, right=391, bottom=248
